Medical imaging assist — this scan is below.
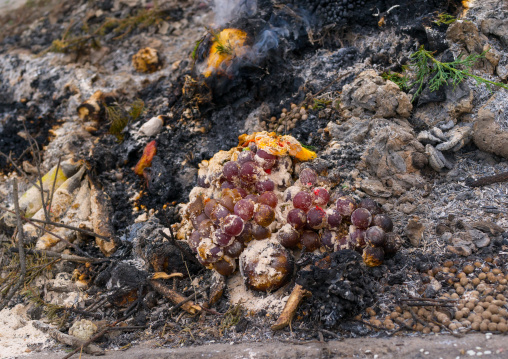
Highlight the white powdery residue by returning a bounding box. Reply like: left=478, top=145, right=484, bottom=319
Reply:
left=0, top=305, right=52, bottom=358
left=227, top=272, right=288, bottom=315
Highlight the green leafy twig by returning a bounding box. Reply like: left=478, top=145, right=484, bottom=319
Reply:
left=433, top=12, right=457, bottom=26
left=381, top=68, right=410, bottom=90
left=206, top=27, right=233, bottom=55
left=410, top=46, right=508, bottom=99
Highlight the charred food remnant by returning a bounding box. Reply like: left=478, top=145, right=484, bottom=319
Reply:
left=132, top=47, right=162, bottom=73
left=77, top=91, right=117, bottom=125
left=134, top=140, right=157, bottom=176
left=297, top=250, right=378, bottom=327
left=202, top=28, right=248, bottom=78
left=177, top=132, right=398, bottom=293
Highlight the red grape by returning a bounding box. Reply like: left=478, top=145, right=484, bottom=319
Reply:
left=365, top=226, right=386, bottom=247
left=252, top=223, right=271, bottom=240
left=300, top=230, right=320, bottom=252
left=258, top=191, right=278, bottom=208
left=197, top=175, right=210, bottom=188
left=197, top=238, right=223, bottom=264
left=244, top=194, right=259, bottom=203
left=312, top=187, right=330, bottom=206
left=277, top=224, right=300, bottom=249
left=235, top=187, right=248, bottom=198
left=240, top=161, right=260, bottom=183
left=210, top=204, right=230, bottom=226
left=307, top=207, right=327, bottom=229
left=255, top=149, right=277, bottom=169
left=221, top=181, right=235, bottom=190
left=327, top=209, right=342, bottom=228
left=234, top=198, right=255, bottom=220
left=223, top=240, right=244, bottom=258
left=236, top=221, right=253, bottom=243
left=198, top=219, right=214, bottom=237
left=187, top=196, right=204, bottom=217
left=349, top=227, right=366, bottom=250
left=223, top=161, right=240, bottom=181
left=293, top=191, right=313, bottom=211
left=204, top=199, right=218, bottom=218
left=359, top=198, right=382, bottom=215
left=255, top=179, right=275, bottom=193
left=351, top=208, right=372, bottom=229
left=212, top=228, right=235, bottom=247
left=192, top=212, right=208, bottom=229
left=321, top=229, right=337, bottom=251
left=336, top=196, right=357, bottom=217
left=237, top=150, right=255, bottom=164
left=253, top=204, right=275, bottom=227
left=287, top=208, right=307, bottom=229
left=372, top=214, right=393, bottom=232
left=222, top=214, right=244, bottom=236
left=299, top=168, right=318, bottom=187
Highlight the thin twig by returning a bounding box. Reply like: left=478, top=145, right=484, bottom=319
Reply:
left=166, top=286, right=207, bottom=315
left=23, top=124, right=51, bottom=225
left=9, top=247, right=107, bottom=263
left=466, top=171, right=508, bottom=187
left=0, top=179, right=27, bottom=310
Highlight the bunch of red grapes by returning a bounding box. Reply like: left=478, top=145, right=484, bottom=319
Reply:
left=185, top=142, right=398, bottom=282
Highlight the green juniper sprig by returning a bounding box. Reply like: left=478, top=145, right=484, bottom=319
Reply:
left=410, top=46, right=508, bottom=100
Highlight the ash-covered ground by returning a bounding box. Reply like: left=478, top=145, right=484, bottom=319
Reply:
left=0, top=0, right=508, bottom=358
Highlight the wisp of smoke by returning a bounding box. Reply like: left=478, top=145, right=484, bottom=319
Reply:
left=212, top=0, right=258, bottom=26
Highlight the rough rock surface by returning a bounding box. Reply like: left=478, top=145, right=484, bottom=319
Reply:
left=340, top=70, right=412, bottom=119
left=473, top=89, right=508, bottom=159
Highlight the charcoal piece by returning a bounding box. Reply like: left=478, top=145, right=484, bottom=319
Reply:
left=296, top=250, right=377, bottom=328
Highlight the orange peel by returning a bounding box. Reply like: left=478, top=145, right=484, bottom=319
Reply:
left=134, top=140, right=157, bottom=176
left=238, top=131, right=317, bottom=161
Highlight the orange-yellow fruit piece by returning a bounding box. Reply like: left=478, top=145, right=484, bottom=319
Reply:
left=134, top=140, right=157, bottom=176
left=204, top=28, right=248, bottom=77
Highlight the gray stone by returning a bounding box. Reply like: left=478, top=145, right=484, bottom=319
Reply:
left=405, top=218, right=425, bottom=247
left=340, top=70, right=412, bottom=119
left=468, top=229, right=491, bottom=248
left=473, top=90, right=508, bottom=159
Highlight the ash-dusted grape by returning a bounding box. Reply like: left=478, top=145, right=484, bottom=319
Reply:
left=253, top=204, right=275, bottom=227
left=258, top=191, right=278, bottom=208
left=300, top=230, right=320, bottom=252
left=327, top=209, right=342, bottom=228
left=287, top=208, right=307, bottom=229
left=223, top=161, right=240, bottom=181
left=255, top=179, right=275, bottom=193
left=365, top=226, right=386, bottom=247
left=277, top=224, right=300, bottom=249
left=222, top=214, right=244, bottom=236
left=293, top=191, right=313, bottom=211
left=359, top=198, right=382, bottom=215
left=239, top=161, right=260, bottom=183
left=336, top=196, right=357, bottom=217
left=313, top=187, right=329, bottom=206
left=372, top=214, right=393, bottom=232
left=252, top=223, right=271, bottom=240
left=299, top=168, right=318, bottom=186
left=212, top=228, right=235, bottom=247
left=307, top=207, right=327, bottom=229
left=234, top=198, right=255, bottom=221
left=351, top=208, right=372, bottom=229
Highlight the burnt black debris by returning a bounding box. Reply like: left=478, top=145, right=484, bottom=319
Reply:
left=297, top=250, right=378, bottom=327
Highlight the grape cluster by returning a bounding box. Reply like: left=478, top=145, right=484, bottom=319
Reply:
left=183, top=139, right=399, bottom=292
left=289, top=0, right=367, bottom=28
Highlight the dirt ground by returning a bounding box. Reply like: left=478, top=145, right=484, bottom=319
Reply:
left=29, top=333, right=506, bottom=358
